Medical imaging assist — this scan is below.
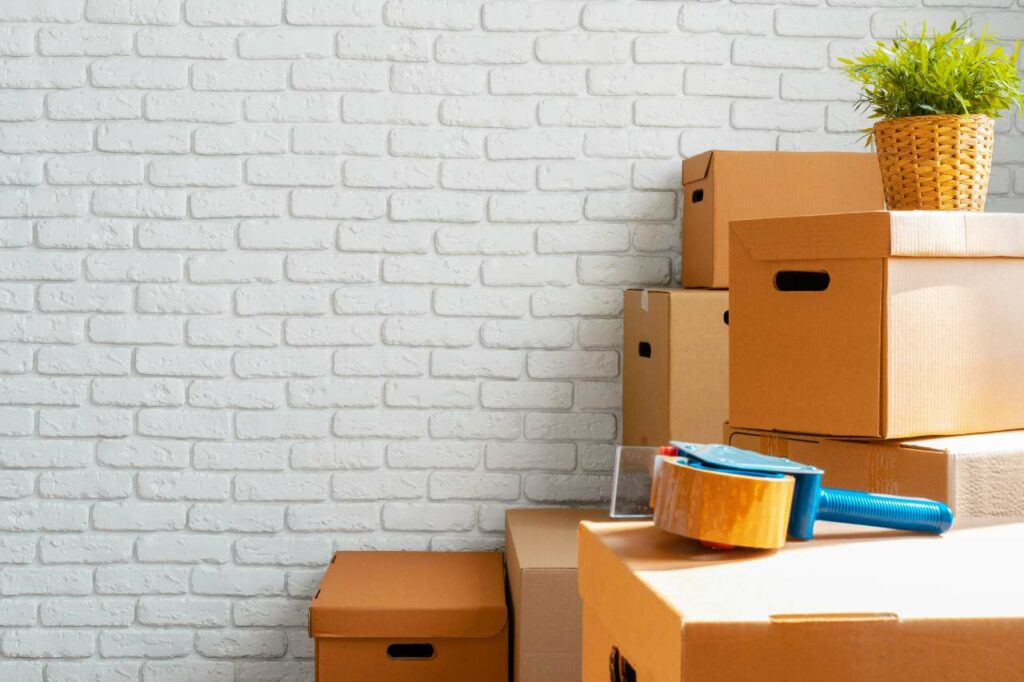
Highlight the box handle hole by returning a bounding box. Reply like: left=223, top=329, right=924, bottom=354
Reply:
left=774, top=271, right=830, bottom=292
left=387, top=643, right=435, bottom=660
left=722, top=310, right=729, bottom=325
left=638, top=341, right=652, bottom=358
left=691, top=189, right=704, bottom=203
left=610, top=647, right=638, bottom=682
left=622, top=657, right=637, bottom=682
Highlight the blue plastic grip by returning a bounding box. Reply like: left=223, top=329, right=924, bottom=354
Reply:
left=816, top=487, right=954, bottom=535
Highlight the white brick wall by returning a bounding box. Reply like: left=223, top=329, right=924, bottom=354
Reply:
left=0, top=0, right=1022, bottom=677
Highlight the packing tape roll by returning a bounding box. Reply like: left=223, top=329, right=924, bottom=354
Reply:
left=652, top=458, right=794, bottom=549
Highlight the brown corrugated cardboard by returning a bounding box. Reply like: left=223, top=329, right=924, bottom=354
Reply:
left=725, top=424, right=1024, bottom=517
left=506, top=508, right=609, bottom=682
left=622, top=288, right=729, bottom=446
left=579, top=519, right=1024, bottom=682
left=311, top=551, right=507, bottom=682
left=730, top=211, right=1024, bottom=439
left=682, top=150, right=884, bottom=288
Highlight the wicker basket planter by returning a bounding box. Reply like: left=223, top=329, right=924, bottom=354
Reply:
left=873, top=114, right=995, bottom=211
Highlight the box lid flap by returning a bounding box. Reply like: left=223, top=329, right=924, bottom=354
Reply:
left=580, top=519, right=1024, bottom=624
left=682, top=150, right=715, bottom=185
left=310, top=551, right=507, bottom=638
left=899, top=430, right=1024, bottom=456
left=888, top=212, right=1024, bottom=256
left=625, top=287, right=674, bottom=294
left=733, top=211, right=1024, bottom=261
left=506, top=507, right=609, bottom=570
left=732, top=211, right=893, bottom=261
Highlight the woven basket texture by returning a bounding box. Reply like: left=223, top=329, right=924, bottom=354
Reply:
left=873, top=114, right=994, bottom=211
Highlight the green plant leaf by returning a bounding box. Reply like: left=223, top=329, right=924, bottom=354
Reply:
left=843, top=20, right=1024, bottom=141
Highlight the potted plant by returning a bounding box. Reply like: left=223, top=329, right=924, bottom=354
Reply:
left=842, top=22, right=1024, bottom=211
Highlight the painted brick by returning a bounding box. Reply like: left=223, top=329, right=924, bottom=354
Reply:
left=392, top=65, right=486, bottom=96
left=136, top=534, right=231, bottom=564
left=0, top=5, right=1017, bottom=672
left=137, top=28, right=236, bottom=58
left=47, top=156, right=143, bottom=185
left=292, top=63, right=387, bottom=92
left=97, top=440, right=190, bottom=469
left=189, top=503, right=284, bottom=532
left=536, top=35, right=631, bottom=64
left=293, top=123, right=384, bottom=155
left=48, top=91, right=141, bottom=121
left=490, top=66, right=584, bottom=96
left=337, top=29, right=432, bottom=61
left=486, top=442, right=576, bottom=471
left=91, top=59, right=188, bottom=90
left=186, top=0, right=282, bottom=26
left=482, top=2, right=579, bottom=31
left=384, top=0, right=479, bottom=30
left=286, top=0, right=379, bottom=26
left=137, top=408, right=232, bottom=438
left=0, top=61, right=86, bottom=90
left=390, top=127, right=482, bottom=158
left=681, top=4, right=772, bottom=34
left=39, top=25, right=134, bottom=57
left=187, top=319, right=281, bottom=348
left=95, top=566, right=188, bottom=595
left=193, top=442, right=287, bottom=469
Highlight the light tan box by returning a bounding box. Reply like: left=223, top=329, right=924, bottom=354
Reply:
left=622, top=288, right=729, bottom=447
left=311, top=551, right=507, bottom=682
left=682, top=150, right=884, bottom=289
left=506, top=508, right=610, bottom=682
left=725, top=424, right=1024, bottom=517
left=580, top=519, right=1024, bottom=682
left=731, top=211, right=1024, bottom=439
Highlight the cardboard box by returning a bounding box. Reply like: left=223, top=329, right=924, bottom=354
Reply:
left=622, top=288, right=729, bottom=446
left=506, top=508, right=610, bottom=682
left=726, top=424, right=1024, bottom=517
left=682, top=150, right=884, bottom=288
left=311, top=551, right=507, bottom=682
left=730, top=211, right=1024, bottom=439
left=579, top=519, right=1024, bottom=682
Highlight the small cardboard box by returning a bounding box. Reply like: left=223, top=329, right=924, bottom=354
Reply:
left=580, top=519, right=1024, bottom=682
left=682, top=150, right=883, bottom=289
left=506, top=508, right=609, bottom=682
left=730, top=211, right=1024, bottom=439
left=725, top=424, right=1024, bottom=517
left=622, top=288, right=729, bottom=446
left=311, top=551, right=507, bottom=682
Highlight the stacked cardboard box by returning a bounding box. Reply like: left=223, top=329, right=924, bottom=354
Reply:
left=623, top=155, right=1024, bottom=515
left=579, top=518, right=1024, bottom=682
left=680, top=151, right=886, bottom=289
left=591, top=160, right=1024, bottom=682
left=622, top=288, right=728, bottom=445
left=728, top=210, right=1024, bottom=512
left=622, top=151, right=885, bottom=447
left=505, top=508, right=610, bottom=682
left=311, top=552, right=508, bottom=682
left=725, top=426, right=1024, bottom=517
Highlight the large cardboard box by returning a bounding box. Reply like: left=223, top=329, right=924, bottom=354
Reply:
left=311, top=551, right=507, bottom=682
left=682, top=150, right=883, bottom=288
left=506, top=508, right=609, bottom=682
left=726, top=424, right=1024, bottom=517
left=622, top=288, right=729, bottom=446
left=730, top=211, right=1024, bottom=439
left=580, top=519, right=1024, bottom=682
